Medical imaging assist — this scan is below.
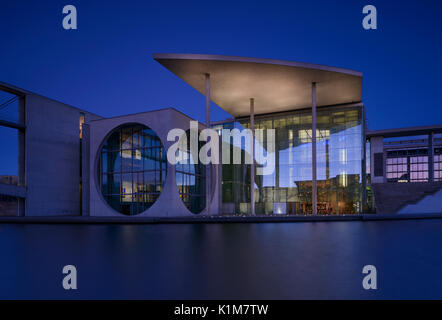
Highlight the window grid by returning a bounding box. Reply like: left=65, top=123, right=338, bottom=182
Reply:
left=386, top=149, right=433, bottom=183
left=222, top=106, right=363, bottom=215
left=386, top=157, right=408, bottom=182
left=410, top=156, right=428, bottom=182
left=100, top=125, right=167, bottom=215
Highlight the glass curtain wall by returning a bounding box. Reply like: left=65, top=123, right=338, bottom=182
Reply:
left=0, top=90, right=22, bottom=216
left=219, top=105, right=364, bottom=215
left=175, top=130, right=207, bottom=214
left=386, top=148, right=431, bottom=183
left=217, top=121, right=253, bottom=215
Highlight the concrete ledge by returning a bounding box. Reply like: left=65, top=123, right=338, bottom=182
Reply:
left=361, top=212, right=442, bottom=221
left=1, top=213, right=442, bottom=224
left=0, top=183, right=26, bottom=198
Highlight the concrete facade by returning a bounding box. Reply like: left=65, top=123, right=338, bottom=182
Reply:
left=1, top=82, right=222, bottom=218
left=24, top=94, right=101, bottom=216
left=399, top=188, right=442, bottom=214
left=0, top=82, right=101, bottom=217
left=85, top=108, right=221, bottom=217
left=372, top=182, right=442, bottom=213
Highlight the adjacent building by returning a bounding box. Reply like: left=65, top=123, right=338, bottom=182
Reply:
left=366, top=125, right=442, bottom=213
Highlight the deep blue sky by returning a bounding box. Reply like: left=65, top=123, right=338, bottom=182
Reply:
left=1, top=0, right=442, bottom=129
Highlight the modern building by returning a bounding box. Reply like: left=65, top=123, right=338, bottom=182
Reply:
left=0, top=54, right=441, bottom=217
left=366, top=125, right=442, bottom=213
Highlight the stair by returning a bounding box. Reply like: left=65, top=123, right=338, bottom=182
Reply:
left=399, top=189, right=442, bottom=214
left=372, top=182, right=442, bottom=214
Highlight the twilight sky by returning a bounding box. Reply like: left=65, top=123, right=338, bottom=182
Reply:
left=1, top=0, right=442, bottom=129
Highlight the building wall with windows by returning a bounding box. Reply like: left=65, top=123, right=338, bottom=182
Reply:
left=386, top=149, right=431, bottom=183
left=367, top=129, right=442, bottom=184
left=85, top=108, right=221, bottom=217
left=367, top=127, right=442, bottom=213
left=0, top=82, right=101, bottom=217
left=1, top=83, right=221, bottom=218
left=0, top=84, right=24, bottom=216
left=215, top=103, right=365, bottom=215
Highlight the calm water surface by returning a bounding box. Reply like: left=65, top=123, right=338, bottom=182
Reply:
left=1, top=220, right=442, bottom=299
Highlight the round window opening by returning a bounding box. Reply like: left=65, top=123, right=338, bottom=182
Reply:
left=98, top=124, right=167, bottom=215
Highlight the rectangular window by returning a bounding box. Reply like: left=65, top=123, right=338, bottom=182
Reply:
left=386, top=157, right=408, bottom=182
left=374, top=153, right=384, bottom=177
left=410, top=155, right=428, bottom=182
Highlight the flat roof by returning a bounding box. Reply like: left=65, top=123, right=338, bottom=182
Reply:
left=367, top=124, right=442, bottom=138
left=89, top=107, right=198, bottom=123
left=154, top=53, right=363, bottom=117
left=0, top=81, right=102, bottom=118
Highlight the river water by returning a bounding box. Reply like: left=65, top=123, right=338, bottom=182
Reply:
left=1, top=219, right=441, bottom=299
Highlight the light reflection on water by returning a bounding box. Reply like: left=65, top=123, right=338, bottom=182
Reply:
left=1, top=220, right=442, bottom=299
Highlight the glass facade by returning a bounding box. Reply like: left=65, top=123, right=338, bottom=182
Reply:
left=0, top=91, right=23, bottom=217
left=386, top=156, right=408, bottom=182
left=176, top=130, right=206, bottom=214
left=98, top=124, right=167, bottom=215
left=410, top=155, right=429, bottom=182
left=386, top=148, right=431, bottom=183
left=0, top=125, right=19, bottom=186
left=219, top=105, right=364, bottom=215
left=365, top=139, right=375, bottom=212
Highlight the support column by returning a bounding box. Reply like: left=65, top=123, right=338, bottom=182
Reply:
left=205, top=73, right=211, bottom=214
left=18, top=95, right=26, bottom=217
left=361, top=106, right=367, bottom=213
left=250, top=98, right=255, bottom=216
left=429, top=131, right=434, bottom=182
left=312, top=82, right=317, bottom=215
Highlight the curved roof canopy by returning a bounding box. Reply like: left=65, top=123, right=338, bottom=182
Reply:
left=154, top=53, right=362, bottom=118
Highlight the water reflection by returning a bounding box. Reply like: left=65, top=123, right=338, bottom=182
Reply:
left=0, top=221, right=441, bottom=299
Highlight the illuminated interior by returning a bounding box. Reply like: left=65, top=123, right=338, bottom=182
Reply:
left=98, top=124, right=167, bottom=215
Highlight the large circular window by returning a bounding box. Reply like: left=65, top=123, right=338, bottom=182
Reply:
left=175, top=130, right=206, bottom=214
left=98, top=124, right=167, bottom=215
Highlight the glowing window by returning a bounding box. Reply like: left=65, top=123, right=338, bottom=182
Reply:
left=98, top=124, right=166, bottom=215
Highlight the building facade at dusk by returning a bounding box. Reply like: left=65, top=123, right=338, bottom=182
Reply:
left=366, top=125, right=442, bottom=213
left=0, top=54, right=441, bottom=217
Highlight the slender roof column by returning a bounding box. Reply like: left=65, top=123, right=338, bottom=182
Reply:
left=429, top=131, right=434, bottom=182
left=250, top=98, right=255, bottom=216
left=205, top=73, right=211, bottom=214
left=312, top=82, right=317, bottom=215
left=18, top=95, right=26, bottom=217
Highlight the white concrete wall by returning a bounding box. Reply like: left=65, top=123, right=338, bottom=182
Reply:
left=25, top=94, right=101, bottom=216
left=87, top=108, right=221, bottom=217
